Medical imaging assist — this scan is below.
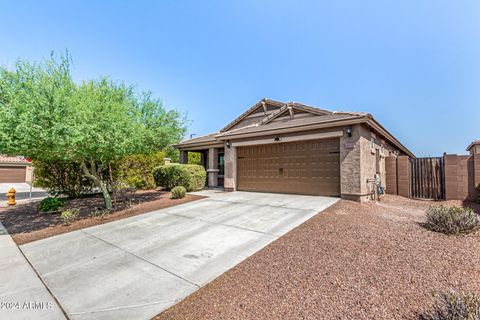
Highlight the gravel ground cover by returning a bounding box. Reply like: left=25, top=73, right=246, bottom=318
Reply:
left=154, top=195, right=480, bottom=320
left=0, top=190, right=204, bottom=245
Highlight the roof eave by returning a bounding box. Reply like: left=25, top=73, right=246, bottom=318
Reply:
left=172, top=141, right=224, bottom=150
left=466, top=141, right=480, bottom=151
left=366, top=118, right=415, bottom=158
left=215, top=117, right=367, bottom=140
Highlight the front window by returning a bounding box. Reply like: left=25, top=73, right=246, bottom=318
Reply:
left=218, top=153, right=225, bottom=176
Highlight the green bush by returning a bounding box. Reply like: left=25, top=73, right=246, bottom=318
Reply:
left=38, top=197, right=65, bottom=213
left=34, top=160, right=98, bottom=198
left=418, top=291, right=480, bottom=320
left=424, top=205, right=480, bottom=235
left=171, top=186, right=187, bottom=199
left=60, top=208, right=80, bottom=225
left=112, top=151, right=165, bottom=190
left=188, top=152, right=203, bottom=165
left=152, top=164, right=206, bottom=192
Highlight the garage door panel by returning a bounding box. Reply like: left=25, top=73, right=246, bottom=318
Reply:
left=237, top=138, right=340, bottom=196
left=0, top=166, right=26, bottom=183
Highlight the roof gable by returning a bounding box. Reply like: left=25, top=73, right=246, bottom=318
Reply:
left=220, top=98, right=284, bottom=132
left=260, top=103, right=332, bottom=126
left=220, top=99, right=332, bottom=132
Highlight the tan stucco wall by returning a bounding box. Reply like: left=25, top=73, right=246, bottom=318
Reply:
left=340, top=124, right=401, bottom=201
left=224, top=142, right=237, bottom=191
left=339, top=125, right=361, bottom=196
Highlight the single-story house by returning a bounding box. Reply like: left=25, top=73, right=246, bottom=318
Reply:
left=0, top=155, right=33, bottom=183
left=174, top=98, right=414, bottom=202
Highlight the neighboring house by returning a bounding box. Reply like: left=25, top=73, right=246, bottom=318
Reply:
left=174, top=98, right=414, bottom=202
left=467, top=140, right=480, bottom=155
left=0, top=155, right=33, bottom=183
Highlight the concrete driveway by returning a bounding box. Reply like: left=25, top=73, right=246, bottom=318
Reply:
left=20, top=190, right=338, bottom=320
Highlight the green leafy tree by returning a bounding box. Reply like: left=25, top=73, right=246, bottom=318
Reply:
left=0, top=53, right=187, bottom=209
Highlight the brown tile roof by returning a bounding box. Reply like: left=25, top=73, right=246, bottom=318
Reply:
left=173, top=99, right=412, bottom=157
left=216, top=113, right=366, bottom=138
left=174, top=132, right=219, bottom=146
left=0, top=155, right=32, bottom=164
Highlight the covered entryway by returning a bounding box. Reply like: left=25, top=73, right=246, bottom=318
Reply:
left=0, top=166, right=26, bottom=183
left=236, top=138, right=340, bottom=196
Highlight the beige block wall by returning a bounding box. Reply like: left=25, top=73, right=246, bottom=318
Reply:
left=475, top=153, right=480, bottom=187
left=444, top=154, right=476, bottom=201
left=385, top=156, right=397, bottom=195
left=396, top=156, right=410, bottom=198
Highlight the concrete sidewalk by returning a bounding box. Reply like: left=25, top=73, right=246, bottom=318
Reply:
left=0, top=223, right=66, bottom=320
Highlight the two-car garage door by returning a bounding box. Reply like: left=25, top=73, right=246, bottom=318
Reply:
left=237, top=138, right=340, bottom=196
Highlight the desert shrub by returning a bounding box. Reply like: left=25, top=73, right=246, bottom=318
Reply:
left=112, top=151, right=165, bottom=190
left=90, top=208, right=110, bottom=220
left=34, top=160, right=97, bottom=198
left=152, top=164, right=206, bottom=192
left=418, top=290, right=480, bottom=320
left=38, top=197, right=65, bottom=213
left=171, top=186, right=187, bottom=199
left=424, top=205, right=480, bottom=235
left=60, top=208, right=80, bottom=225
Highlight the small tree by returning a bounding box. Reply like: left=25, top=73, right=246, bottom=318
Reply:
left=0, top=53, right=187, bottom=209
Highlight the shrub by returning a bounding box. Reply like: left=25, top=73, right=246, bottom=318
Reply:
left=60, top=208, right=80, bottom=225
left=112, top=151, right=165, bottom=190
left=152, top=164, right=206, bottom=192
left=38, top=197, right=65, bottom=213
left=34, top=160, right=98, bottom=198
left=171, top=186, right=187, bottom=199
left=418, top=290, right=480, bottom=320
left=424, top=205, right=480, bottom=235
left=188, top=152, right=203, bottom=165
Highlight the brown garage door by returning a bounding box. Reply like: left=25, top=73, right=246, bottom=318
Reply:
left=0, top=166, right=26, bottom=183
left=237, top=138, right=340, bottom=196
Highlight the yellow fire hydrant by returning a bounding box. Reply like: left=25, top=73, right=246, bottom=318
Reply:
left=6, top=187, right=16, bottom=206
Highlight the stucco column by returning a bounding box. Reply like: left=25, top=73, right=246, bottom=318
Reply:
left=179, top=150, right=188, bottom=164
left=207, top=147, right=219, bottom=187
left=224, top=144, right=236, bottom=192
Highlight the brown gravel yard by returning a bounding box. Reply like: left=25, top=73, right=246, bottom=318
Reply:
left=0, top=190, right=204, bottom=245
left=154, top=195, right=480, bottom=320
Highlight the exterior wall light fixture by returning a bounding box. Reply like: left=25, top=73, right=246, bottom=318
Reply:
left=346, top=126, right=352, bottom=137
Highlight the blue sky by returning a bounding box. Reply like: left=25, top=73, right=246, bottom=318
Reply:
left=1, top=1, right=479, bottom=156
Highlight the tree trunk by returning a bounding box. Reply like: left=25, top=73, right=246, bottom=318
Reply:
left=99, top=181, right=113, bottom=210
left=80, top=160, right=113, bottom=210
